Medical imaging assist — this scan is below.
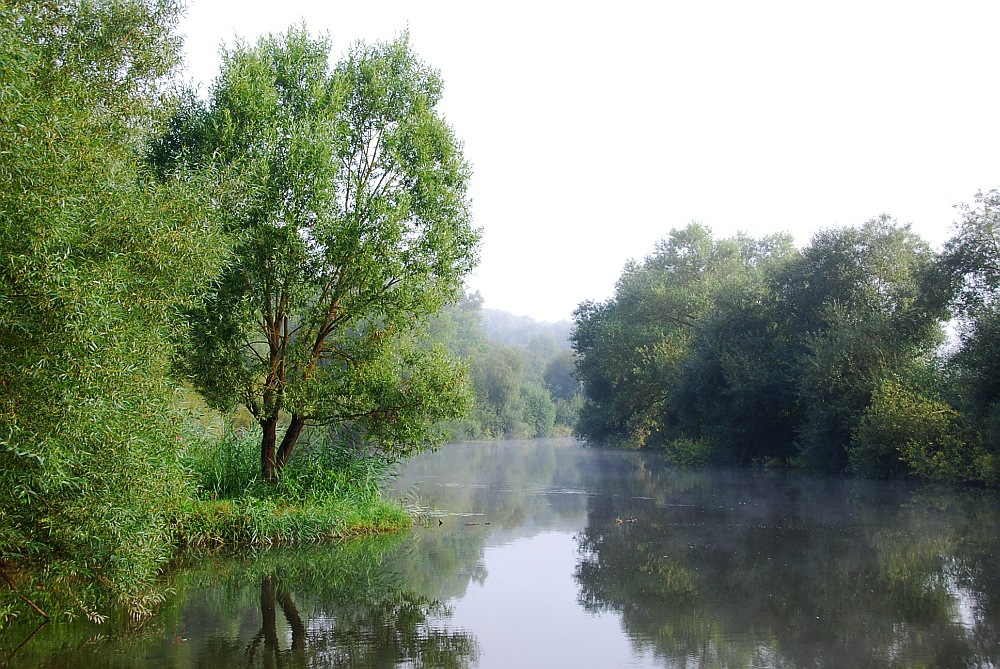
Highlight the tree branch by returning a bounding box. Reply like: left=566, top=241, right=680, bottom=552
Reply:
left=0, top=568, right=49, bottom=620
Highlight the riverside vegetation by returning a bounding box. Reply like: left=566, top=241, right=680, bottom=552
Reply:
left=4, top=0, right=1000, bottom=637
left=0, top=1, right=478, bottom=626
left=572, top=214, right=1000, bottom=484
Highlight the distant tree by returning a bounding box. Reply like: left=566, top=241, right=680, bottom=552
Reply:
left=468, top=344, right=529, bottom=437
left=426, top=292, right=489, bottom=359
left=543, top=350, right=581, bottom=401
left=521, top=383, right=557, bottom=438
left=525, top=333, right=561, bottom=380
left=480, top=309, right=573, bottom=350
left=153, top=29, right=479, bottom=480
left=428, top=293, right=577, bottom=440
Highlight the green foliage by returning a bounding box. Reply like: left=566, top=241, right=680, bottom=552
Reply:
left=663, top=437, right=714, bottom=467
left=178, top=492, right=409, bottom=549
left=0, top=0, right=225, bottom=621
left=155, top=28, right=480, bottom=479
left=0, top=5, right=454, bottom=627
left=553, top=394, right=585, bottom=430
left=669, top=274, right=801, bottom=465
left=543, top=350, right=581, bottom=400
left=184, top=426, right=263, bottom=499
left=941, top=192, right=1000, bottom=459
left=851, top=376, right=994, bottom=482
left=941, top=189, right=1000, bottom=318
left=520, top=382, right=557, bottom=438
left=470, top=343, right=529, bottom=436
left=573, top=223, right=796, bottom=450
left=427, top=294, right=576, bottom=440
left=786, top=217, right=947, bottom=470
left=185, top=425, right=395, bottom=503
left=949, top=310, right=1000, bottom=431
left=571, top=216, right=997, bottom=484
left=178, top=425, right=409, bottom=546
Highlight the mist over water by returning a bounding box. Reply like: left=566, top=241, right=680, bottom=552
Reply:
left=6, top=438, right=1000, bottom=668
left=396, top=440, right=1000, bottom=668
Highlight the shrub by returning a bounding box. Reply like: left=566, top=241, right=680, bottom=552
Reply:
left=664, top=437, right=714, bottom=467
left=851, top=377, right=992, bottom=482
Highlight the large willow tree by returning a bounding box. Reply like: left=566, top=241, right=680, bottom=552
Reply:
left=0, top=1, right=222, bottom=620
left=154, top=29, right=479, bottom=481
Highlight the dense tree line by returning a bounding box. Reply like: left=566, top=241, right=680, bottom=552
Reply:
left=572, top=213, right=1000, bottom=484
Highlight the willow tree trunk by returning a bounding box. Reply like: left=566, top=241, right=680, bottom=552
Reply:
left=275, top=414, right=306, bottom=474
left=260, top=414, right=306, bottom=483
left=261, top=415, right=279, bottom=483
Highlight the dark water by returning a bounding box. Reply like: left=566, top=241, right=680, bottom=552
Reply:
left=4, top=438, right=1000, bottom=668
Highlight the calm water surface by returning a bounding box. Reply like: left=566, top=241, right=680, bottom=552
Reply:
left=4, top=437, right=1000, bottom=668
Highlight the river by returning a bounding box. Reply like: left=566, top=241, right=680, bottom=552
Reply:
left=3, top=437, right=999, bottom=668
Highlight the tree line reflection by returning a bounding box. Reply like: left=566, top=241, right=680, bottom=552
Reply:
left=394, top=441, right=1000, bottom=667
left=573, top=468, right=1000, bottom=668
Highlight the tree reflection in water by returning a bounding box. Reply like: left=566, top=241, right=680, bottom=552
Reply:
left=1, top=538, right=479, bottom=669
left=241, top=571, right=478, bottom=669
left=6, top=441, right=1000, bottom=669
left=246, top=575, right=306, bottom=667
left=573, top=469, right=1000, bottom=668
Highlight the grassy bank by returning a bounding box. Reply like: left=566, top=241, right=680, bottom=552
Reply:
left=175, top=426, right=412, bottom=547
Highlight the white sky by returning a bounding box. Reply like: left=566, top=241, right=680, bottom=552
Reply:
left=178, top=1, right=1000, bottom=322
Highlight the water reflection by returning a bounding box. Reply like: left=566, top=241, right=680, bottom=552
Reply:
left=571, top=467, right=1000, bottom=668
left=4, top=439, right=1000, bottom=669
left=2, top=538, right=479, bottom=669
left=394, top=440, right=1000, bottom=668
left=246, top=574, right=306, bottom=667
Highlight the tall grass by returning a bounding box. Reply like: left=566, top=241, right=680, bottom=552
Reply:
left=182, top=426, right=261, bottom=499
left=176, top=425, right=410, bottom=547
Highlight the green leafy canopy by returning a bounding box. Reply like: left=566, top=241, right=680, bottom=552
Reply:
left=153, top=27, right=480, bottom=478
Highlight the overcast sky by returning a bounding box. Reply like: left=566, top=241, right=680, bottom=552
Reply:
left=178, top=1, right=1000, bottom=322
